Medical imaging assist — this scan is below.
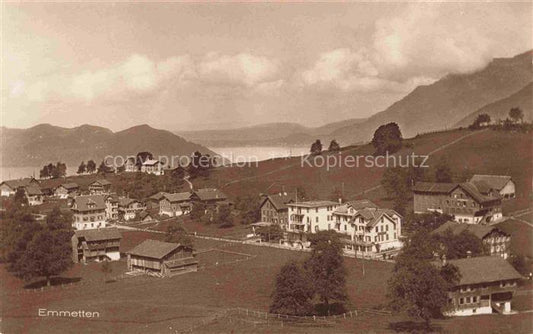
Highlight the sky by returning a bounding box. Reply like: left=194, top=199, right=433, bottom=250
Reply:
left=1, top=2, right=532, bottom=132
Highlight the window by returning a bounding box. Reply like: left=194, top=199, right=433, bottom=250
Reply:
left=344, top=225, right=347, bottom=231
left=459, top=298, right=464, bottom=305
left=316, top=217, right=319, bottom=223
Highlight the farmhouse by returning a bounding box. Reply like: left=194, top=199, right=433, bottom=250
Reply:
left=259, top=192, right=295, bottom=227
left=285, top=200, right=339, bottom=247
left=55, top=183, right=80, bottom=199
left=193, top=188, right=230, bottom=209
left=435, top=256, right=522, bottom=316
left=71, top=195, right=107, bottom=230
left=24, top=185, right=44, bottom=206
left=333, top=200, right=403, bottom=256
left=139, top=211, right=154, bottom=222
left=432, top=221, right=511, bottom=259
left=118, top=197, right=145, bottom=221
left=160, top=192, right=193, bottom=217
left=88, top=179, right=112, bottom=195
left=71, top=228, right=121, bottom=263
left=469, top=175, right=515, bottom=199
left=141, top=159, right=164, bottom=175
left=0, top=177, right=40, bottom=197
left=413, top=182, right=503, bottom=224
left=146, top=191, right=168, bottom=210
left=124, top=157, right=138, bottom=172
left=127, top=239, right=198, bottom=277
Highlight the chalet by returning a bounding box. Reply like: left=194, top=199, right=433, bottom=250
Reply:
left=71, top=195, right=107, bottom=230
left=160, top=192, right=193, bottom=217
left=413, top=182, right=503, bottom=224
left=88, top=179, right=112, bottom=195
left=193, top=188, right=230, bottom=209
left=25, top=185, right=44, bottom=206
left=105, top=194, right=119, bottom=221
left=118, top=197, right=146, bottom=221
left=71, top=228, right=121, bottom=263
left=0, top=178, right=40, bottom=197
left=333, top=200, right=403, bottom=256
left=469, top=175, right=515, bottom=199
left=141, top=159, right=164, bottom=175
left=54, top=183, right=80, bottom=199
left=127, top=239, right=198, bottom=277
left=432, top=221, right=511, bottom=259
left=259, top=192, right=295, bottom=227
left=285, top=201, right=339, bottom=247
left=124, top=157, right=139, bottom=172
left=435, top=256, right=522, bottom=316
left=146, top=192, right=168, bottom=210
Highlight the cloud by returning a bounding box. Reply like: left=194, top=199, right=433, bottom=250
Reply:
left=198, top=52, right=279, bottom=87
left=300, top=3, right=532, bottom=93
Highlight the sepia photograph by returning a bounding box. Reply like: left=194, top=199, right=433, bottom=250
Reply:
left=1, top=1, right=532, bottom=333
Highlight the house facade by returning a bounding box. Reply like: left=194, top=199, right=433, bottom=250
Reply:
left=88, top=179, right=112, bottom=195
left=470, top=175, right=515, bottom=199
left=141, top=160, right=164, bottom=175
left=105, top=195, right=119, bottom=221
left=25, top=185, right=44, bottom=206
left=437, top=256, right=522, bottom=316
left=118, top=197, right=146, bottom=221
left=71, top=228, right=121, bottom=263
left=55, top=183, right=79, bottom=199
left=285, top=201, right=339, bottom=247
left=124, top=157, right=139, bottom=172
left=71, top=195, right=107, bottom=230
left=333, top=200, right=403, bottom=256
left=127, top=239, right=198, bottom=277
left=413, top=182, right=503, bottom=224
left=193, top=188, right=230, bottom=209
left=259, top=193, right=294, bottom=227
left=432, top=221, right=511, bottom=259
left=160, top=192, right=193, bottom=217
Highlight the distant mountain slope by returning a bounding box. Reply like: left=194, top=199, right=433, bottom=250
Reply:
left=0, top=124, right=217, bottom=167
left=177, top=118, right=367, bottom=147
left=454, top=83, right=532, bottom=127
left=332, top=50, right=532, bottom=144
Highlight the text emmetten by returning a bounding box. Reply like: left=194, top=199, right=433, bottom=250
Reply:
left=38, top=308, right=100, bottom=318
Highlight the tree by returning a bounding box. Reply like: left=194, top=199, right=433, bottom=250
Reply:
left=256, top=224, right=284, bottom=242
left=165, top=222, right=194, bottom=250
left=304, top=231, right=348, bottom=315
left=509, top=255, right=529, bottom=276
left=509, top=107, right=524, bottom=123
left=97, top=160, right=112, bottom=174
left=39, top=164, right=51, bottom=179
left=234, top=196, right=261, bottom=225
left=190, top=202, right=206, bottom=220
left=469, top=113, right=491, bottom=129
left=371, top=122, right=403, bottom=155
left=328, top=139, right=341, bottom=152
left=216, top=205, right=234, bottom=228
left=388, top=258, right=460, bottom=328
left=270, top=261, right=314, bottom=316
left=188, top=151, right=213, bottom=179
left=54, top=162, right=67, bottom=178
left=13, top=188, right=28, bottom=207
left=381, top=166, right=424, bottom=216
left=135, top=151, right=154, bottom=169
left=435, top=230, right=485, bottom=260
left=77, top=161, right=86, bottom=174
left=310, top=139, right=323, bottom=155
left=14, top=229, right=73, bottom=286
left=295, top=186, right=308, bottom=202
left=101, top=261, right=113, bottom=283
left=86, top=160, right=97, bottom=174
left=434, top=157, right=453, bottom=183
left=403, top=212, right=453, bottom=235
left=46, top=207, right=73, bottom=231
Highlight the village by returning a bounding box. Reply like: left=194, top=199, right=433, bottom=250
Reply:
left=1, top=122, right=531, bottom=334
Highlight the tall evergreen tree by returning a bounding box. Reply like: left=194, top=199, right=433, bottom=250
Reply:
left=270, top=261, right=314, bottom=316
left=77, top=161, right=86, bottom=174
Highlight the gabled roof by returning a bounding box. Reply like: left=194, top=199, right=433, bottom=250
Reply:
left=74, top=228, right=121, bottom=241
left=0, top=178, right=39, bottom=190
left=72, top=195, right=106, bottom=211
left=470, top=175, right=513, bottom=191
left=353, top=208, right=400, bottom=228
left=118, top=197, right=141, bottom=207
left=346, top=199, right=378, bottom=210
left=261, top=193, right=295, bottom=210
left=163, top=192, right=192, bottom=203
left=25, top=185, right=43, bottom=196
left=149, top=192, right=169, bottom=201
left=139, top=211, right=153, bottom=219
left=288, top=200, right=338, bottom=208
left=127, top=239, right=182, bottom=259
left=412, top=182, right=498, bottom=204
left=436, top=256, right=522, bottom=286
left=142, top=159, right=161, bottom=166
left=90, top=179, right=112, bottom=187
left=194, top=188, right=227, bottom=201
left=431, top=221, right=508, bottom=240
left=59, top=182, right=79, bottom=190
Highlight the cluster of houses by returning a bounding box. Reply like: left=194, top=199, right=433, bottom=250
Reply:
left=124, top=157, right=165, bottom=175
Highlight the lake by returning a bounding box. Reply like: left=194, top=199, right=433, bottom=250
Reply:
left=208, top=146, right=309, bottom=163
left=0, top=146, right=309, bottom=181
